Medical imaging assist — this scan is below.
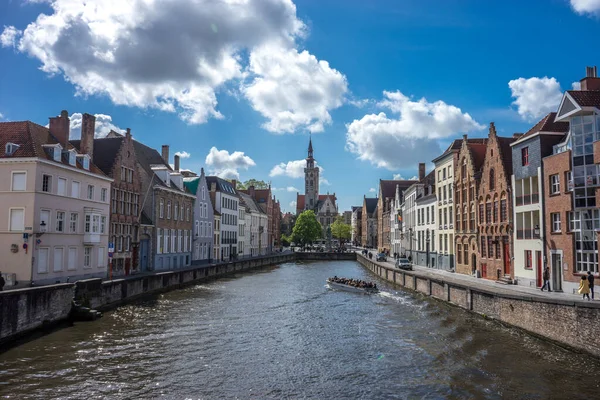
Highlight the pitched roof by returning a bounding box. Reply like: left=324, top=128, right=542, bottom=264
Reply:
left=70, top=136, right=124, bottom=176
left=0, top=120, right=105, bottom=175
left=379, top=179, right=416, bottom=199
left=364, top=197, right=378, bottom=214
left=206, top=176, right=237, bottom=195
left=239, top=192, right=262, bottom=214
left=519, top=112, right=569, bottom=142
left=466, top=139, right=488, bottom=171
left=132, top=140, right=188, bottom=193
left=567, top=90, right=600, bottom=107
left=183, top=176, right=200, bottom=194
left=496, top=136, right=517, bottom=176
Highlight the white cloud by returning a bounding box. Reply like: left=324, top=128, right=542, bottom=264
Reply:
left=205, top=147, right=255, bottom=180
left=570, top=0, right=600, bottom=15
left=6, top=0, right=346, bottom=131
left=508, top=77, right=563, bottom=121
left=270, top=159, right=312, bottom=178
left=286, top=186, right=299, bottom=192
left=175, top=151, right=191, bottom=159
left=319, top=177, right=330, bottom=186
left=289, top=200, right=297, bottom=210
left=393, top=174, right=418, bottom=180
left=242, top=44, right=348, bottom=133
left=345, top=90, right=484, bottom=170
left=68, top=112, right=124, bottom=139
left=0, top=26, right=22, bottom=48
left=369, top=188, right=376, bottom=193
left=0, top=112, right=4, bottom=120
left=572, top=81, right=582, bottom=90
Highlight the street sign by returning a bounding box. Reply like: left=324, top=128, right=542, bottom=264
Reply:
left=108, top=242, right=114, bottom=253
left=108, top=252, right=114, bottom=258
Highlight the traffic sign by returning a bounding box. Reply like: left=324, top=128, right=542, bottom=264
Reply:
left=108, top=242, right=114, bottom=252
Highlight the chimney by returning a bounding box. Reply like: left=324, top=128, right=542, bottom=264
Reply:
left=126, top=128, right=131, bottom=139
left=231, top=179, right=237, bottom=190
left=161, top=145, right=169, bottom=165
left=211, top=182, right=217, bottom=192
left=580, top=66, right=600, bottom=91
left=418, top=162, right=426, bottom=181
left=81, top=113, right=96, bottom=161
left=489, top=122, right=496, bottom=137
left=49, top=110, right=70, bottom=148
left=249, top=185, right=255, bottom=198
left=174, top=154, right=180, bottom=172
left=463, top=134, right=468, bottom=141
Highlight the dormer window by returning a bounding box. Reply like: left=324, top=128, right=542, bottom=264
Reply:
left=5, top=142, right=20, bottom=156
left=83, top=157, right=90, bottom=170
left=53, top=144, right=62, bottom=162
left=68, top=150, right=76, bottom=166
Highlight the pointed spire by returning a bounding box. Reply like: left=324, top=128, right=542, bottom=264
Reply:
left=308, top=134, right=313, bottom=158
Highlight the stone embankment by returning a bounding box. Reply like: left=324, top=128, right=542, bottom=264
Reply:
left=357, top=253, right=600, bottom=358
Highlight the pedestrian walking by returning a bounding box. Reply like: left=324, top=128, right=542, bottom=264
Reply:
left=0, top=272, right=5, bottom=291
left=588, top=271, right=595, bottom=300
left=579, top=275, right=591, bottom=301
left=541, top=267, right=551, bottom=292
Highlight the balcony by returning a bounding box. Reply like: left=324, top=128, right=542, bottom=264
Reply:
left=516, top=193, right=540, bottom=206
left=83, top=233, right=100, bottom=244
left=516, top=229, right=541, bottom=240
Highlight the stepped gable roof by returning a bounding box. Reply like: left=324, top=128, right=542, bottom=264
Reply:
left=71, top=136, right=124, bottom=176
left=0, top=120, right=105, bottom=175
left=182, top=176, right=200, bottom=194
left=379, top=179, right=416, bottom=199
left=433, top=138, right=488, bottom=163
left=568, top=90, right=600, bottom=107
left=520, top=112, right=569, bottom=141
left=364, top=197, right=378, bottom=214
left=206, top=176, right=237, bottom=195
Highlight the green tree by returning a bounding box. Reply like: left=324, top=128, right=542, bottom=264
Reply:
left=235, top=179, right=269, bottom=190
left=291, top=210, right=322, bottom=247
left=330, top=216, right=351, bottom=245
left=280, top=233, right=291, bottom=247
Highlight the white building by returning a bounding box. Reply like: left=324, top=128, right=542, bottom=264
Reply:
left=206, top=177, right=238, bottom=261
left=433, top=141, right=460, bottom=271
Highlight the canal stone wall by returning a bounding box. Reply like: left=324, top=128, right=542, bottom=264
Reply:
left=0, top=283, right=74, bottom=348
left=0, top=253, right=295, bottom=347
left=294, top=252, right=357, bottom=261
left=356, top=253, right=600, bottom=358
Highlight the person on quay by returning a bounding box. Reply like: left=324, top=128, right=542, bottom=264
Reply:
left=541, top=267, right=551, bottom=292
left=587, top=271, right=595, bottom=300
left=579, top=275, right=591, bottom=301
left=0, top=272, right=5, bottom=291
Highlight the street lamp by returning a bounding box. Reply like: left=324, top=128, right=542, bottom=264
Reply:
left=36, top=220, right=47, bottom=238
left=534, top=224, right=540, bottom=238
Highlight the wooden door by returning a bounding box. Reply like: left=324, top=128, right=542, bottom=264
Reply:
left=536, top=251, right=542, bottom=287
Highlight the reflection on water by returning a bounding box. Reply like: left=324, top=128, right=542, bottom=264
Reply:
left=1, top=261, right=599, bottom=399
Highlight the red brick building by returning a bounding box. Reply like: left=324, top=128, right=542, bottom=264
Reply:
left=377, top=178, right=416, bottom=252
left=454, top=135, right=487, bottom=275
left=475, top=123, right=517, bottom=281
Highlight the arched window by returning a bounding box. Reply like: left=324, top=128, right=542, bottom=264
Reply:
left=489, top=169, right=495, bottom=191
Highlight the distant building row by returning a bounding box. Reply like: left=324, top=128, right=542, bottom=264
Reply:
left=351, top=66, right=600, bottom=293
left=0, top=111, right=281, bottom=288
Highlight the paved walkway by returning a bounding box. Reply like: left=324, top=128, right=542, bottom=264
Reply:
left=355, top=249, right=598, bottom=306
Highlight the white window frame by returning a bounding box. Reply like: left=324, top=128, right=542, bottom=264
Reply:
left=157, top=228, right=163, bottom=254
left=53, top=247, right=64, bottom=272
left=159, top=198, right=164, bottom=218
left=11, top=171, right=27, bottom=191
left=57, top=177, right=67, bottom=196
left=101, top=188, right=108, bottom=202
left=550, top=174, right=560, bottom=194
left=56, top=210, right=65, bottom=233
left=87, top=185, right=95, bottom=200
left=100, top=216, right=107, bottom=234
left=551, top=212, right=561, bottom=233
left=9, top=207, right=25, bottom=231
left=42, top=174, right=52, bottom=193
left=67, top=247, right=77, bottom=271
left=98, top=247, right=106, bottom=268
left=37, top=247, right=50, bottom=273
left=40, top=209, right=51, bottom=233
left=71, top=181, right=80, bottom=198
left=83, top=247, right=92, bottom=268
left=69, top=213, right=78, bottom=233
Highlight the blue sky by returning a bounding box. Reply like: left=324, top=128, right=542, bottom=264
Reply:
left=1, top=0, right=599, bottom=213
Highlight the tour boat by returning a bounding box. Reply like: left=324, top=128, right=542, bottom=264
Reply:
left=326, top=279, right=379, bottom=294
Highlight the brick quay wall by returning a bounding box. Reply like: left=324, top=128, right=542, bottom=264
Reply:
left=356, top=253, right=600, bottom=358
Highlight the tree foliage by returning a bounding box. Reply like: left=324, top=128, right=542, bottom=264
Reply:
left=280, top=233, right=291, bottom=247
left=235, top=179, right=269, bottom=190
left=291, top=210, right=322, bottom=245
left=330, top=216, right=351, bottom=243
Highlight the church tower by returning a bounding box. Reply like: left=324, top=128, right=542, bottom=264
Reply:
left=304, top=136, right=320, bottom=210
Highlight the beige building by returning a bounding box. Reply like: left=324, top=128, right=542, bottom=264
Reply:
left=0, top=111, right=112, bottom=288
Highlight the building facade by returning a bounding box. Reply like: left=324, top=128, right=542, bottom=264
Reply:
left=377, top=178, right=417, bottom=253
left=351, top=206, right=362, bottom=245
left=546, top=66, right=600, bottom=293
left=432, top=141, right=460, bottom=271
left=476, top=124, right=516, bottom=281
left=414, top=171, right=437, bottom=268
left=72, top=123, right=142, bottom=277
left=361, top=197, right=378, bottom=247
left=0, top=111, right=111, bottom=287
left=133, top=143, right=194, bottom=271
left=454, top=135, right=488, bottom=275
left=207, top=176, right=238, bottom=260
left=183, top=168, right=214, bottom=265
left=511, top=113, right=568, bottom=288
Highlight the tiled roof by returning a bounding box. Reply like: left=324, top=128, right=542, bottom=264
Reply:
left=520, top=112, right=569, bottom=141
left=206, top=176, right=237, bottom=195
left=466, top=140, right=488, bottom=171
left=497, top=136, right=517, bottom=176
left=379, top=179, right=416, bottom=200
left=70, top=137, right=124, bottom=176
left=0, top=120, right=105, bottom=175
left=296, top=194, right=305, bottom=212
left=239, top=192, right=262, bottom=214
left=132, top=140, right=187, bottom=194
left=568, top=90, right=600, bottom=107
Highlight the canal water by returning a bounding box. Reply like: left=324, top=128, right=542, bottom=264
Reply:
left=1, top=260, right=599, bottom=399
